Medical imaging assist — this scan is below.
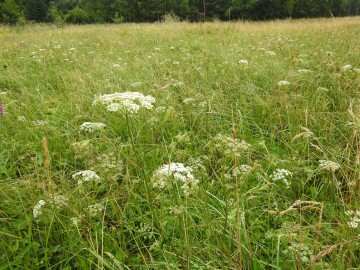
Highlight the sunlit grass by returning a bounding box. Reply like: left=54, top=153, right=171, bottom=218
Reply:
left=0, top=17, right=359, bottom=269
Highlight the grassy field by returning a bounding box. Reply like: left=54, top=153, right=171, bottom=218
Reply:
left=0, top=17, right=360, bottom=269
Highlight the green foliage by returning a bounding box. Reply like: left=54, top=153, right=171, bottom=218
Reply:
left=0, top=0, right=24, bottom=24
left=65, top=6, right=92, bottom=24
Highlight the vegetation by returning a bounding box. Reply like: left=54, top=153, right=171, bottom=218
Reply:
left=0, top=17, right=360, bottom=269
left=0, top=0, right=360, bottom=24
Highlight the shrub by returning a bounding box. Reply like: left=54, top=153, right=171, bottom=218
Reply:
left=65, top=7, right=92, bottom=24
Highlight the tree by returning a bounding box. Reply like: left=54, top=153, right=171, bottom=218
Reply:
left=0, top=0, right=24, bottom=24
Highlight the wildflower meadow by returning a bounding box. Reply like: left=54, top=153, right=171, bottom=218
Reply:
left=0, top=18, right=360, bottom=269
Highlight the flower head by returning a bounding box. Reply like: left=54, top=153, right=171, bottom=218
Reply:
left=72, top=170, right=100, bottom=185
left=33, top=200, right=46, bottom=218
left=93, top=91, right=155, bottom=114
left=80, top=122, right=106, bottom=133
left=151, top=162, right=199, bottom=196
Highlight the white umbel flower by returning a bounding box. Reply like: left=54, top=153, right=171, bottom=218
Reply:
left=151, top=163, right=199, bottom=196
left=93, top=91, right=155, bottom=114
left=278, top=80, right=291, bottom=86
left=80, top=122, right=106, bottom=133
left=270, top=168, right=292, bottom=187
left=33, top=200, right=46, bottom=218
left=72, top=170, right=100, bottom=185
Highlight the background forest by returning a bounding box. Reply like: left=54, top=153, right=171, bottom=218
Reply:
left=0, top=0, right=360, bottom=24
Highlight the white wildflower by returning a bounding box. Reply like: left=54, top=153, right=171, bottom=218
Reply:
left=51, top=194, right=68, bottom=209
left=238, top=60, right=248, bottom=64
left=33, top=120, right=48, bottom=127
left=0, top=92, right=7, bottom=95
left=318, top=160, right=340, bottom=172
left=96, top=152, right=124, bottom=173
left=93, top=92, right=155, bottom=114
left=233, top=164, right=252, bottom=177
left=285, top=243, right=313, bottom=264
left=345, top=210, right=360, bottom=228
left=213, top=134, right=251, bottom=157
left=151, top=162, right=199, bottom=196
left=183, top=98, right=195, bottom=104
left=112, top=64, right=120, bottom=68
left=297, top=69, right=311, bottom=73
left=33, top=200, right=46, bottom=218
left=342, top=64, right=352, bottom=71
left=270, top=168, right=292, bottom=187
left=72, top=170, right=100, bottom=185
left=17, top=116, right=26, bottom=121
left=79, top=122, right=106, bottom=133
left=278, top=80, right=291, bottom=86
left=87, top=203, right=104, bottom=217
left=70, top=217, right=81, bottom=226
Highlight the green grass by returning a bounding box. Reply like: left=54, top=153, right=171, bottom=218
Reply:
left=0, top=18, right=360, bottom=269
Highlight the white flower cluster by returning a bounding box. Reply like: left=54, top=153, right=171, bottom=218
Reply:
left=233, top=164, right=252, bottom=177
left=33, top=120, right=48, bottom=127
left=345, top=210, right=360, bottom=228
left=342, top=64, right=352, bottom=71
left=183, top=98, right=195, bottom=104
left=238, top=59, right=248, bottom=64
left=80, top=122, right=106, bottom=133
left=151, top=163, right=199, bottom=196
left=72, top=170, right=100, bottom=185
left=278, top=80, right=291, bottom=86
left=270, top=168, right=292, bottom=187
left=87, top=203, right=104, bottom=217
left=93, top=91, right=156, bottom=114
left=33, top=200, right=46, bottom=218
left=96, top=152, right=124, bottom=172
left=136, top=222, right=155, bottom=241
left=283, top=242, right=313, bottom=264
left=213, top=134, right=251, bottom=157
left=318, top=160, right=340, bottom=172
left=51, top=194, right=68, bottom=209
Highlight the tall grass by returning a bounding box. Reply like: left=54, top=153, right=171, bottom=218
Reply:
left=0, top=17, right=359, bottom=269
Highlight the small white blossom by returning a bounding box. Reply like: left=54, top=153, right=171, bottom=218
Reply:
left=93, top=92, right=155, bottom=114
left=213, top=134, right=251, bottom=157
left=278, top=80, right=291, bottom=86
left=345, top=210, right=360, bottom=228
left=80, top=122, right=106, bottom=133
left=72, top=170, right=100, bottom=185
left=33, top=120, right=48, bottom=127
left=17, top=116, right=26, bottom=121
left=151, top=163, right=199, bottom=196
left=318, top=160, right=340, bottom=172
left=33, top=200, right=46, bottom=218
left=87, top=203, right=104, bottom=217
left=183, top=98, right=195, bottom=104
left=270, top=169, right=292, bottom=187
left=342, top=64, right=352, bottom=71
left=238, top=60, right=248, bottom=64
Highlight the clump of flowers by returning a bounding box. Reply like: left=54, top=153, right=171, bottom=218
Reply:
left=345, top=210, right=360, bottom=228
left=50, top=194, right=68, bottom=209
left=342, top=64, right=352, bottom=71
left=80, top=122, right=106, bottom=133
left=213, top=134, right=251, bottom=157
left=72, top=170, right=100, bottom=185
left=238, top=59, right=248, bottom=64
left=33, top=120, right=48, bottom=127
left=151, top=163, right=199, bottom=196
left=92, top=91, right=156, bottom=114
left=318, top=160, right=340, bottom=172
left=33, top=200, right=46, bottom=218
left=87, top=203, right=104, bottom=217
left=270, top=168, right=292, bottom=187
left=278, top=80, right=291, bottom=86
left=283, top=242, right=313, bottom=264
left=95, top=152, right=124, bottom=173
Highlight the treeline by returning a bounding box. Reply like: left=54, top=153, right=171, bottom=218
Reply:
left=1, top=0, right=359, bottom=24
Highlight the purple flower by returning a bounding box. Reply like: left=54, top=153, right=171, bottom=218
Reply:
left=0, top=103, right=4, bottom=117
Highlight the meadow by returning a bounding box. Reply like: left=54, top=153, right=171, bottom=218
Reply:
left=0, top=17, right=359, bottom=269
